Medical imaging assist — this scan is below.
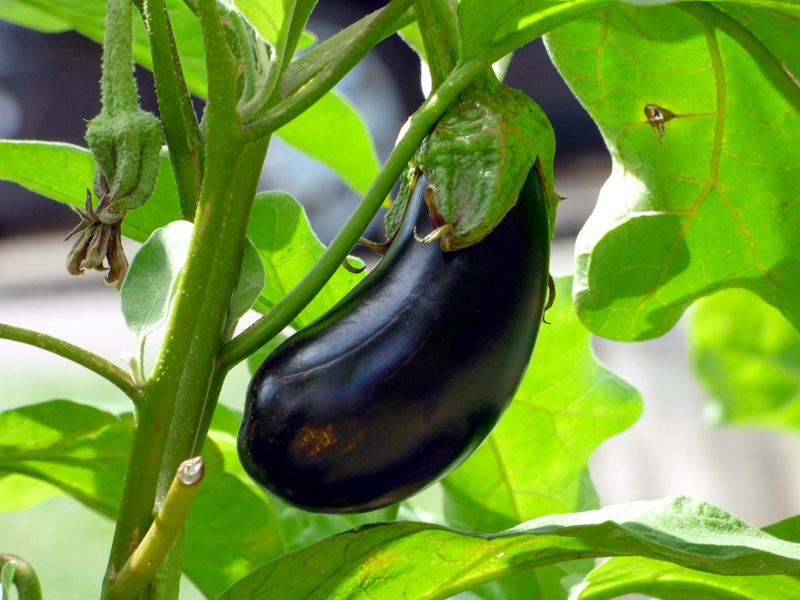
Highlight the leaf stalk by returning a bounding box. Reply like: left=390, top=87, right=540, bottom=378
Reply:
left=0, top=323, right=142, bottom=402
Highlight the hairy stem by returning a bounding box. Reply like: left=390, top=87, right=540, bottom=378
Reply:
left=0, top=323, right=141, bottom=402
left=102, top=0, right=139, bottom=113
left=219, top=58, right=487, bottom=370
left=142, top=0, right=205, bottom=220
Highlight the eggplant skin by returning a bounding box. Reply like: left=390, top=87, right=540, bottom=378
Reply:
left=238, top=170, right=551, bottom=514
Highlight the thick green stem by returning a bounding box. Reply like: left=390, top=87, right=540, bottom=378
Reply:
left=678, top=1, right=800, bottom=108
left=0, top=554, right=42, bottom=600
left=102, top=0, right=139, bottom=113
left=0, top=323, right=141, bottom=402
left=219, top=59, right=487, bottom=371
left=142, top=0, right=205, bottom=220
left=414, top=0, right=459, bottom=88
left=101, top=0, right=252, bottom=596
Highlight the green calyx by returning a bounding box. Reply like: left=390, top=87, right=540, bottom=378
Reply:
left=85, top=109, right=163, bottom=214
left=389, top=78, right=557, bottom=251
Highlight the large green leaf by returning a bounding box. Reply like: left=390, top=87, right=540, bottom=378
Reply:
left=0, top=400, right=129, bottom=515
left=570, top=555, right=800, bottom=599
left=545, top=4, right=800, bottom=341
left=0, top=141, right=181, bottom=243
left=687, top=288, right=800, bottom=430
left=571, top=516, right=800, bottom=599
left=247, top=190, right=365, bottom=328
left=216, top=496, right=800, bottom=600
left=0, top=400, right=284, bottom=599
left=2, top=0, right=380, bottom=195
left=441, top=276, right=641, bottom=599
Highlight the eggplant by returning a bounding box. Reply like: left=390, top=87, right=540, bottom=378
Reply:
left=238, top=169, right=551, bottom=513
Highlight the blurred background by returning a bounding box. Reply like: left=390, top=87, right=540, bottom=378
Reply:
left=2, top=2, right=800, bottom=598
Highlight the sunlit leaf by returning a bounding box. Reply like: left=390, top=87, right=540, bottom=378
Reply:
left=544, top=4, right=800, bottom=340
left=216, top=497, right=800, bottom=600
left=572, top=515, right=800, bottom=600
left=687, top=288, right=800, bottom=430
left=247, top=190, right=365, bottom=327
left=0, top=140, right=181, bottom=242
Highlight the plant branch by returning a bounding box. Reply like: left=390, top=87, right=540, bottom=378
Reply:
left=242, top=0, right=417, bottom=141
left=111, top=457, right=204, bottom=600
left=219, top=58, right=487, bottom=370
left=414, top=0, right=459, bottom=89
left=102, top=0, right=138, bottom=113
left=0, top=323, right=142, bottom=402
left=0, top=554, right=42, bottom=600
left=678, top=1, right=800, bottom=109
left=142, top=0, right=205, bottom=220
left=281, top=5, right=415, bottom=97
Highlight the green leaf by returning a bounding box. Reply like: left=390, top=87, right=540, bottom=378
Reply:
left=120, top=220, right=194, bottom=342
left=277, top=91, right=381, bottom=195
left=544, top=4, right=800, bottom=340
left=570, top=555, right=800, bottom=600
left=0, top=140, right=182, bottom=243
left=571, top=517, right=800, bottom=600
left=247, top=190, right=365, bottom=328
left=3, top=0, right=380, bottom=196
left=0, top=400, right=128, bottom=515
left=687, top=288, right=800, bottom=430
left=226, top=238, right=267, bottom=337
left=0, top=475, right=63, bottom=512
left=441, top=276, right=641, bottom=599
left=0, top=400, right=286, bottom=598
left=0, top=1, right=70, bottom=32
left=216, top=496, right=800, bottom=600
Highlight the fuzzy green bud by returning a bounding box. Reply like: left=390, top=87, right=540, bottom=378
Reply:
left=85, top=109, right=163, bottom=214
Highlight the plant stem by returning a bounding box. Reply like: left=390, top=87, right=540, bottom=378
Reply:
left=111, top=458, right=204, bottom=600
left=0, top=323, right=141, bottom=402
left=0, top=554, right=42, bottom=600
left=678, top=1, right=800, bottom=108
left=242, top=0, right=417, bottom=140
left=281, top=5, right=415, bottom=97
left=219, top=58, right=487, bottom=371
left=102, top=0, right=138, bottom=114
left=414, top=0, right=459, bottom=89
left=101, top=0, right=260, bottom=595
left=142, top=0, right=204, bottom=220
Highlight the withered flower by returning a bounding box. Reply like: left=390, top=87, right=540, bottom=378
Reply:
left=66, top=189, right=129, bottom=291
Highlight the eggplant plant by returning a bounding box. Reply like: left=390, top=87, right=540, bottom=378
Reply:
left=1, top=0, right=800, bottom=599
